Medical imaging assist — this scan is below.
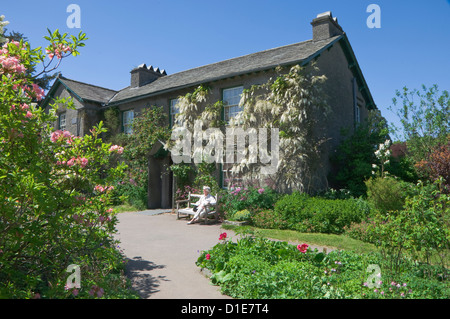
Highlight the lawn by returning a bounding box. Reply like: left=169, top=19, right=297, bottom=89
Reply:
left=222, top=224, right=378, bottom=254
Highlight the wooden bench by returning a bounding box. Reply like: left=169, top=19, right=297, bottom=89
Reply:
left=175, top=192, right=218, bottom=224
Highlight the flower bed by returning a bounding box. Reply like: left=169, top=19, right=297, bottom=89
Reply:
left=196, top=233, right=449, bottom=299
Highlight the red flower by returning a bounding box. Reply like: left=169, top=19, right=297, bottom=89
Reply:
left=206, top=254, right=211, bottom=260
left=297, top=243, right=309, bottom=253
left=219, top=232, right=227, bottom=240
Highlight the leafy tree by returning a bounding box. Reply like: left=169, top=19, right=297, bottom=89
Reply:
left=0, top=21, right=128, bottom=298
left=389, top=84, right=449, bottom=163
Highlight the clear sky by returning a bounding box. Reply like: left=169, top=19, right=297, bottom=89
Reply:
left=2, top=0, right=450, bottom=130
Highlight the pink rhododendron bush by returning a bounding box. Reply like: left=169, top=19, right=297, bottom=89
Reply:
left=0, top=21, right=136, bottom=298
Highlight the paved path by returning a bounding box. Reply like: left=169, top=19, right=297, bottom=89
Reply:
left=114, top=211, right=234, bottom=299
left=115, top=210, right=336, bottom=299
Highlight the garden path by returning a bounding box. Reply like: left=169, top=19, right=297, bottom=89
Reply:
left=114, top=211, right=233, bottom=299
left=114, top=210, right=335, bottom=299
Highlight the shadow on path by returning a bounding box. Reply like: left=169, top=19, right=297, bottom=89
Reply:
left=125, top=256, right=167, bottom=299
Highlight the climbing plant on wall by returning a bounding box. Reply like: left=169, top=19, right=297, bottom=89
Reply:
left=228, top=64, right=330, bottom=194
left=169, top=63, right=330, bottom=194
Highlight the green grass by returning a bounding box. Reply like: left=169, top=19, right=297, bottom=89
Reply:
left=113, top=203, right=142, bottom=214
left=221, top=224, right=378, bottom=254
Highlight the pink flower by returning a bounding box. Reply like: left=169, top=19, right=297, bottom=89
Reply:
left=258, top=188, right=265, bottom=194
left=219, top=232, right=227, bottom=240
left=32, top=83, right=45, bottom=101
left=25, top=111, right=33, bottom=118
left=297, top=243, right=309, bottom=253
left=94, top=185, right=105, bottom=193
left=109, top=145, right=124, bottom=154
left=67, top=158, right=75, bottom=167
left=206, top=254, right=211, bottom=260
left=106, top=208, right=113, bottom=213
left=50, top=130, right=62, bottom=142
left=79, top=157, right=88, bottom=168
left=62, top=130, right=72, bottom=139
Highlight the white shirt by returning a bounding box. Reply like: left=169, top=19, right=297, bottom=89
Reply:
left=197, top=193, right=216, bottom=208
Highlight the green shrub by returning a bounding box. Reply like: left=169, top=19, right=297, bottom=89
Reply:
left=251, top=209, right=290, bottom=229
left=273, top=192, right=310, bottom=225
left=368, top=180, right=450, bottom=272
left=273, top=193, right=369, bottom=234
left=229, top=209, right=252, bottom=222
left=111, top=181, right=147, bottom=211
left=343, top=219, right=378, bottom=244
left=365, top=176, right=413, bottom=213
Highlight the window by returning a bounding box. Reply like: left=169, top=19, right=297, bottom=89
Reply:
left=223, top=86, right=243, bottom=123
left=355, top=103, right=361, bottom=124
left=170, top=98, right=180, bottom=127
left=123, top=109, right=134, bottom=134
left=222, top=162, right=243, bottom=189
left=59, top=113, right=66, bottom=130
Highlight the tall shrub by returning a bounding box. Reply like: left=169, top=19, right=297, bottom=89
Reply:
left=0, top=26, right=128, bottom=298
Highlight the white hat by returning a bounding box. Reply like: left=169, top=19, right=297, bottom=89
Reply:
left=203, top=186, right=210, bottom=191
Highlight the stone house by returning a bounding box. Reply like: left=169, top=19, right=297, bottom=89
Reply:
left=42, top=12, right=377, bottom=209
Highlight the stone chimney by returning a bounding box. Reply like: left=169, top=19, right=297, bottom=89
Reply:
left=311, top=11, right=343, bottom=41
left=130, top=64, right=167, bottom=88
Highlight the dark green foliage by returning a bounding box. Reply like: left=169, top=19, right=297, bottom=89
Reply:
left=197, top=236, right=449, bottom=299
left=365, top=177, right=415, bottom=213
left=273, top=192, right=370, bottom=234
left=329, top=110, right=389, bottom=197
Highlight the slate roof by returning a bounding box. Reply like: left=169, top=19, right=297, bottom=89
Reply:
left=46, top=33, right=370, bottom=108
left=108, top=35, right=342, bottom=105
left=57, top=76, right=117, bottom=104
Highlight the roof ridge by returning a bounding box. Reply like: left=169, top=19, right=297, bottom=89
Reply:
left=160, top=39, right=315, bottom=80
left=59, top=76, right=117, bottom=93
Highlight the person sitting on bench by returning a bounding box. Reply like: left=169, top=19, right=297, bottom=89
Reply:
left=187, top=186, right=216, bottom=224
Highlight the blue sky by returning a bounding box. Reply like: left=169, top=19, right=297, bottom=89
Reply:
left=2, top=0, right=450, bottom=131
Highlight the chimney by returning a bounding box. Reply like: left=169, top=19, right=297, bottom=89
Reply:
left=311, top=11, right=343, bottom=41
left=130, top=64, right=167, bottom=88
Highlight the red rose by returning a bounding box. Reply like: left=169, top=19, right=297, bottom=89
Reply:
left=297, top=243, right=309, bottom=253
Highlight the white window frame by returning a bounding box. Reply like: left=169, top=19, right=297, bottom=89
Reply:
left=170, top=98, right=180, bottom=127
left=223, top=86, right=243, bottom=123
left=123, top=109, right=134, bottom=134
left=59, top=113, right=66, bottom=130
